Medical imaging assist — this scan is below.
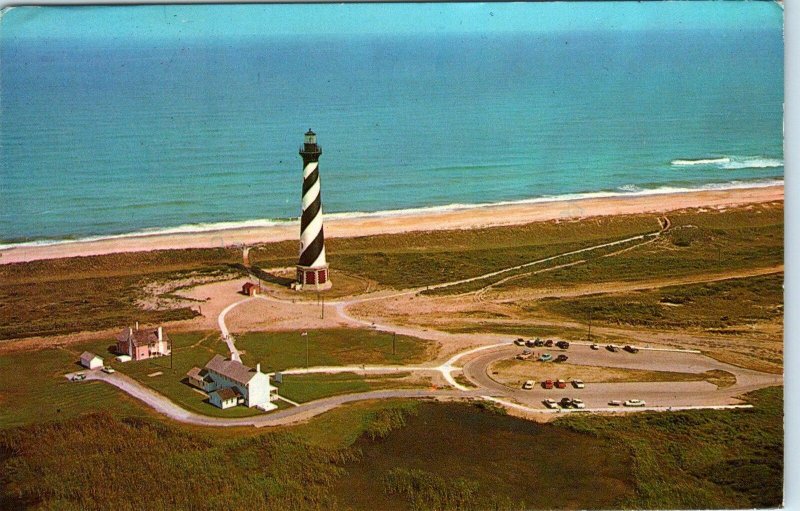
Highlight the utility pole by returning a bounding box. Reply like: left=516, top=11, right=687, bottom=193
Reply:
left=170, top=335, right=173, bottom=370
left=306, top=333, right=309, bottom=369
left=587, top=309, right=592, bottom=342
left=321, top=294, right=325, bottom=320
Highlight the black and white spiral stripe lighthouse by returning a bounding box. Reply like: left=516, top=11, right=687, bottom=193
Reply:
left=295, top=129, right=331, bottom=291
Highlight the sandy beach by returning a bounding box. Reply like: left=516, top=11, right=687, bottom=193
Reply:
left=0, top=185, right=783, bottom=264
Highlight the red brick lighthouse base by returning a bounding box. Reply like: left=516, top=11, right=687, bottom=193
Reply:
left=295, top=265, right=331, bottom=291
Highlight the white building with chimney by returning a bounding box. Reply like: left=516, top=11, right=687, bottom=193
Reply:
left=187, top=354, right=277, bottom=411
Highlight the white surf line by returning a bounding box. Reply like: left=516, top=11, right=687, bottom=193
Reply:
left=218, top=296, right=257, bottom=362
left=481, top=396, right=754, bottom=414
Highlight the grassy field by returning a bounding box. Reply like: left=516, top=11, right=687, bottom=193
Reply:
left=0, top=387, right=782, bottom=510
left=489, top=358, right=736, bottom=389
left=0, top=250, right=244, bottom=339
left=235, top=328, right=436, bottom=371
left=498, top=203, right=782, bottom=291
left=277, top=372, right=424, bottom=403
left=557, top=386, right=783, bottom=509
left=539, top=274, right=783, bottom=331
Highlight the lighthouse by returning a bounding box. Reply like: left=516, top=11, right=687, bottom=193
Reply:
left=294, top=129, right=331, bottom=291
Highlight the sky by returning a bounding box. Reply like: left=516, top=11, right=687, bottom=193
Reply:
left=0, top=2, right=784, bottom=42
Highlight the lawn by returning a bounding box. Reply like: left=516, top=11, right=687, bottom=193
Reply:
left=235, top=328, right=436, bottom=372
left=277, top=371, right=421, bottom=403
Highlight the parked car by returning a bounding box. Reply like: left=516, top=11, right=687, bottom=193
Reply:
left=543, top=379, right=554, bottom=389
left=572, top=379, right=585, bottom=389
left=624, top=399, right=646, bottom=407
left=522, top=380, right=535, bottom=390
left=102, top=366, right=115, bottom=374
left=608, top=400, right=622, bottom=406
left=624, top=345, right=640, bottom=354
left=71, top=373, right=86, bottom=381
left=590, top=344, right=600, bottom=350
left=544, top=339, right=554, bottom=347
left=522, top=349, right=532, bottom=355
left=555, top=340, right=570, bottom=350
left=571, top=398, right=586, bottom=409
left=543, top=398, right=558, bottom=409
left=516, top=353, right=532, bottom=361
left=555, top=354, right=569, bottom=362
left=555, top=379, right=567, bottom=389
left=525, top=339, right=536, bottom=348
left=514, top=338, right=526, bottom=346
left=606, top=344, right=620, bottom=352
left=533, top=339, right=545, bottom=347
left=539, top=353, right=553, bottom=362
left=559, top=397, right=573, bottom=408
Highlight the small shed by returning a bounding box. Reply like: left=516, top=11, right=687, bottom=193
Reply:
left=80, top=352, right=103, bottom=370
left=242, top=282, right=259, bottom=296
left=209, top=387, right=241, bottom=409
left=115, top=355, right=132, bottom=363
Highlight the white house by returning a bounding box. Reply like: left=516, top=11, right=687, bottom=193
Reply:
left=189, top=355, right=277, bottom=411
left=80, top=352, right=103, bottom=370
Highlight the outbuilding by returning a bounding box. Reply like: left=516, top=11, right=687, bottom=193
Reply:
left=242, top=282, right=259, bottom=296
left=80, top=352, right=103, bottom=370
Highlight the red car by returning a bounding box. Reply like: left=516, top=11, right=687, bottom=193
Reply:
left=543, top=379, right=554, bottom=389
left=555, top=379, right=567, bottom=389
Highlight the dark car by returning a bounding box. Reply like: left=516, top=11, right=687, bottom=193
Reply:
left=559, top=397, right=573, bottom=408
left=525, top=339, right=536, bottom=348
left=555, top=354, right=569, bottom=362
left=544, top=339, right=554, bottom=347
left=533, top=339, right=545, bottom=347
left=555, top=341, right=570, bottom=350
left=624, top=345, right=640, bottom=354
left=606, top=344, right=620, bottom=352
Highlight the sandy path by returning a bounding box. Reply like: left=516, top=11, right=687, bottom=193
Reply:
left=0, top=185, right=782, bottom=264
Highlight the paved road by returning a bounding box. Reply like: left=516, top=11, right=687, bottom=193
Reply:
left=461, top=343, right=782, bottom=409
left=77, top=370, right=483, bottom=428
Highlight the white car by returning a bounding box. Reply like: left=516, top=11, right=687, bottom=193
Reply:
left=572, top=379, right=585, bottom=389
left=571, top=398, right=586, bottom=409
left=624, top=399, right=646, bottom=407
left=102, top=366, right=115, bottom=374
left=522, top=380, right=535, bottom=390
left=543, top=398, right=558, bottom=409
left=514, top=338, right=526, bottom=346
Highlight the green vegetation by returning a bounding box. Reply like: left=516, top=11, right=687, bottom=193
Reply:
left=236, top=328, right=435, bottom=371
left=539, top=274, right=783, bottom=331
left=383, top=468, right=480, bottom=511
left=0, top=414, right=357, bottom=511
left=557, top=386, right=783, bottom=509
left=500, top=203, right=783, bottom=290
left=0, top=249, right=244, bottom=339
left=333, top=401, right=633, bottom=510
left=277, top=372, right=416, bottom=404
left=0, top=346, right=153, bottom=429
left=331, top=215, right=659, bottom=289
left=0, top=388, right=782, bottom=510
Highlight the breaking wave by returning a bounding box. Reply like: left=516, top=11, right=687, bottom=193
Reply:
left=671, top=156, right=783, bottom=170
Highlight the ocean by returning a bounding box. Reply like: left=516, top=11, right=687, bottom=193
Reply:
left=0, top=20, right=784, bottom=247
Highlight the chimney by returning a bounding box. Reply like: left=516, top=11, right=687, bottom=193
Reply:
left=157, top=326, right=163, bottom=341
left=256, top=363, right=261, bottom=373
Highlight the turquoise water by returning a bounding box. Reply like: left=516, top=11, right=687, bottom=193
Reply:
left=0, top=12, right=784, bottom=245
